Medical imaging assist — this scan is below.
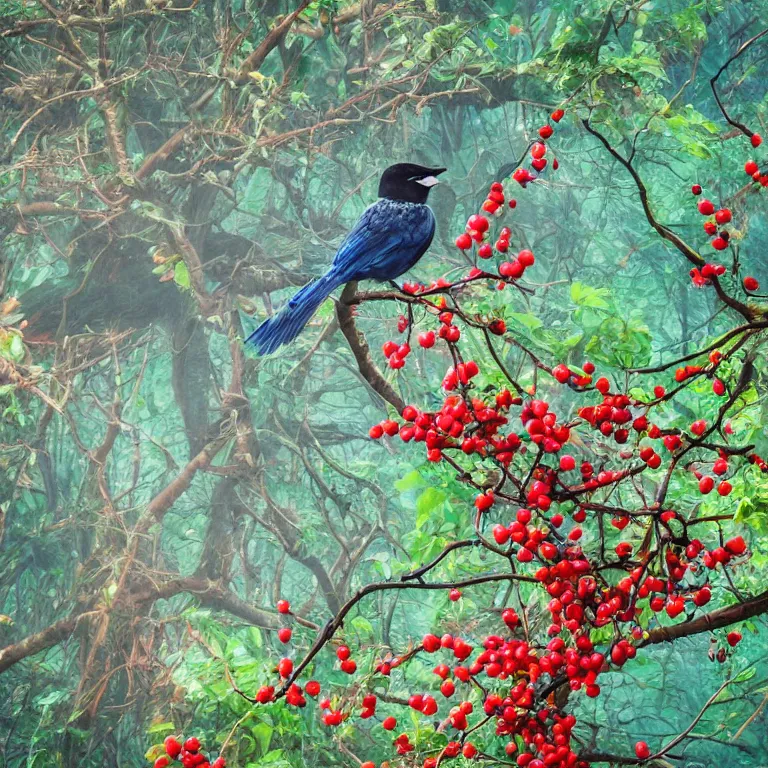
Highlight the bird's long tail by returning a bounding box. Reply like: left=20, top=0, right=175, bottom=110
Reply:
left=246, top=273, right=342, bottom=355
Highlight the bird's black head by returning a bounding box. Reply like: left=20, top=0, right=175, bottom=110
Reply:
left=378, top=163, right=447, bottom=204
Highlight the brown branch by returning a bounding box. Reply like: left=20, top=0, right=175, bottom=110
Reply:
left=582, top=119, right=754, bottom=320
left=235, top=1, right=312, bottom=84
left=134, top=126, right=191, bottom=182
left=276, top=570, right=537, bottom=700
left=0, top=612, right=94, bottom=674
left=336, top=282, right=405, bottom=412
left=131, top=577, right=319, bottom=630
left=145, top=433, right=233, bottom=523
left=711, top=28, right=768, bottom=139
left=641, top=590, right=768, bottom=646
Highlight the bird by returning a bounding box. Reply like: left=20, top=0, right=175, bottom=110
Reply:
left=246, top=162, right=446, bottom=355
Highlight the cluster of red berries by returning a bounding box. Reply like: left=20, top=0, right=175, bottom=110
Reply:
left=690, top=133, right=765, bottom=289
left=692, top=193, right=733, bottom=254
left=511, top=109, right=564, bottom=187
left=454, top=208, right=537, bottom=283
left=743, top=153, right=767, bottom=188
left=371, top=383, right=525, bottom=466
left=175, top=107, right=761, bottom=768
left=153, top=737, right=224, bottom=768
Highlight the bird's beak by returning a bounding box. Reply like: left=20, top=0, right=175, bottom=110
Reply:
left=416, top=168, right=447, bottom=187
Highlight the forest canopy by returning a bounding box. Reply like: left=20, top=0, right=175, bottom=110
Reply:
left=2, top=1, right=768, bottom=767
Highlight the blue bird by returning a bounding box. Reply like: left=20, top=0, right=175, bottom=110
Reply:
left=246, top=163, right=446, bottom=355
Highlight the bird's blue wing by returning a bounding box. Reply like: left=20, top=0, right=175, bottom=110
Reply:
left=330, top=206, right=408, bottom=281
left=330, top=200, right=435, bottom=282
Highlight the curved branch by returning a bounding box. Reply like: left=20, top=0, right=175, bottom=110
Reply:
left=276, top=570, right=537, bottom=699
left=336, top=282, right=406, bottom=412
left=711, top=28, right=768, bottom=138
left=582, top=119, right=754, bottom=320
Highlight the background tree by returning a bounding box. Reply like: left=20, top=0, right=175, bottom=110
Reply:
left=1, top=1, right=768, bottom=766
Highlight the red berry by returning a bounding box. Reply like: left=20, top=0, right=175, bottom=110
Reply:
left=449, top=588, right=462, bottom=602
left=725, top=535, right=747, bottom=555
left=691, top=184, right=702, bottom=195
left=518, top=249, right=535, bottom=267
left=715, top=208, right=732, bottom=225
left=467, top=214, right=489, bottom=233
left=382, top=716, right=397, bottom=730
left=745, top=160, right=759, bottom=175
left=455, top=233, right=472, bottom=250
left=635, top=740, right=650, bottom=759
left=340, top=658, right=357, bottom=674
left=727, top=631, right=742, bottom=646
left=499, top=260, right=524, bottom=278
left=690, top=419, right=707, bottom=436
left=277, top=627, right=292, bottom=643
left=418, top=331, right=436, bottom=348
left=744, top=276, right=759, bottom=292
left=559, top=455, right=576, bottom=471
left=551, top=109, right=565, bottom=122
left=717, top=481, right=733, bottom=496
left=493, top=524, right=510, bottom=545
left=184, top=737, right=201, bottom=753
left=276, top=599, right=290, bottom=614
left=697, top=199, right=715, bottom=215
left=595, top=377, right=610, bottom=394
left=698, top=476, right=714, bottom=494
left=751, top=133, right=763, bottom=148
left=305, top=680, right=320, bottom=696
left=165, top=738, right=183, bottom=758
left=382, top=420, right=399, bottom=436
left=475, top=491, right=495, bottom=511
left=154, top=758, right=170, bottom=768
left=538, top=125, right=554, bottom=139
left=552, top=363, right=571, bottom=383
left=336, top=644, right=351, bottom=661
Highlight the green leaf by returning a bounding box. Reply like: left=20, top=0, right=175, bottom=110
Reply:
left=147, top=722, right=175, bottom=734
left=507, top=312, right=543, bottom=331
left=570, top=281, right=610, bottom=309
left=252, top=721, right=273, bottom=753
left=395, top=470, right=426, bottom=492
left=415, top=487, right=447, bottom=528
left=351, top=615, right=374, bottom=638
left=733, top=666, right=756, bottom=683
left=174, top=261, right=191, bottom=289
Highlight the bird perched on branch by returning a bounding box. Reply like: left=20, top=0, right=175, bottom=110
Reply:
left=246, top=163, right=446, bottom=355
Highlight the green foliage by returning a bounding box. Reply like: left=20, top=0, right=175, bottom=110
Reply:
left=2, top=0, right=768, bottom=765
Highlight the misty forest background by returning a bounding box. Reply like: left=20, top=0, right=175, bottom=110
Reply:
left=2, top=0, right=768, bottom=766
